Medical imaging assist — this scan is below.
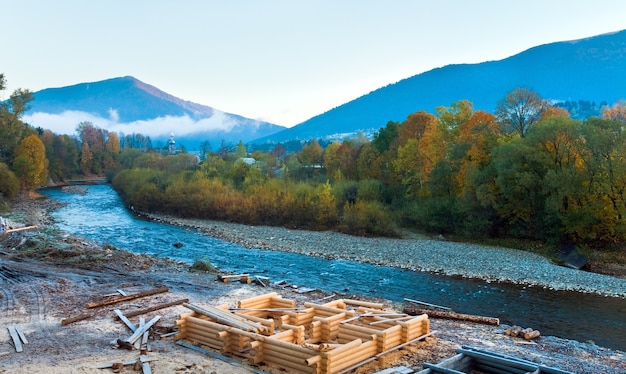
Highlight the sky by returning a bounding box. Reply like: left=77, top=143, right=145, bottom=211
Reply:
left=3, top=0, right=626, bottom=128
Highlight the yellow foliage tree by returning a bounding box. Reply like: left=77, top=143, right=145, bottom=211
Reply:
left=13, top=134, right=48, bottom=190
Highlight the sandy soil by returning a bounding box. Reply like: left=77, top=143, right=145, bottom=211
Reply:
left=0, top=197, right=624, bottom=374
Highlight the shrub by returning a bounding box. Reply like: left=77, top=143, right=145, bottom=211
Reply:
left=190, top=258, right=217, bottom=273
left=339, top=200, right=398, bottom=237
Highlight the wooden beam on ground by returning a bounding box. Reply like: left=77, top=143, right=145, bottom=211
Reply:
left=87, top=286, right=169, bottom=309
left=123, top=298, right=189, bottom=318
left=61, top=313, right=92, bottom=325
left=7, top=327, right=23, bottom=353
left=4, top=226, right=38, bottom=234
left=15, top=327, right=28, bottom=345
left=140, top=355, right=152, bottom=374
left=95, top=357, right=158, bottom=369
left=403, top=307, right=500, bottom=326
left=117, top=289, right=128, bottom=296
left=0, top=352, right=10, bottom=357
left=114, top=309, right=137, bottom=332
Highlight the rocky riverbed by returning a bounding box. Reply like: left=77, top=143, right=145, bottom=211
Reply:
left=144, top=213, right=626, bottom=298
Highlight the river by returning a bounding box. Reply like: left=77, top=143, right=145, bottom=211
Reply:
left=41, top=184, right=626, bottom=351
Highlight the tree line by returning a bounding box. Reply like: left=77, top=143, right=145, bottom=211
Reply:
left=1, top=74, right=625, bottom=247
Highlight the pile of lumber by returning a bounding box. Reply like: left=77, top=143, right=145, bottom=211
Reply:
left=175, top=292, right=432, bottom=374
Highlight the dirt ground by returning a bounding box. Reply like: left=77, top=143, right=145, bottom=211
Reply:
left=0, top=198, right=624, bottom=373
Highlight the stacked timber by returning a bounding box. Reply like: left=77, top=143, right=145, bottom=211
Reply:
left=176, top=293, right=432, bottom=374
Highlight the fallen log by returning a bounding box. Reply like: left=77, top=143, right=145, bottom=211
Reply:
left=403, top=307, right=499, bottom=326
left=4, top=225, right=38, bottom=234
left=61, top=313, right=92, bottom=325
left=123, top=298, right=188, bottom=318
left=87, top=286, right=169, bottom=308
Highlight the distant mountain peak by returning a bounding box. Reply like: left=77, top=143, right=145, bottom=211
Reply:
left=24, top=76, right=285, bottom=149
left=257, top=28, right=626, bottom=143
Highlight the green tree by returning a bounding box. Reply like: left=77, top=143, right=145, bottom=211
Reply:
left=495, top=87, right=548, bottom=138
left=0, top=79, right=34, bottom=163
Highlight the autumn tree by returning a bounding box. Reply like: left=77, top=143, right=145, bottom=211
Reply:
left=13, top=134, right=48, bottom=190
left=495, top=87, right=549, bottom=137
left=602, top=100, right=626, bottom=122
left=393, top=111, right=446, bottom=198
left=0, top=76, right=34, bottom=163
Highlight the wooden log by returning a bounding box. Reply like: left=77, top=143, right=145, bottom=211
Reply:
left=61, top=312, right=92, bottom=325
left=523, top=329, right=541, bottom=340
left=237, top=292, right=277, bottom=307
left=123, top=298, right=189, bottom=318
left=184, top=332, right=225, bottom=348
left=94, top=357, right=158, bottom=369
left=7, top=327, right=23, bottom=353
left=263, top=343, right=316, bottom=361
left=262, top=353, right=317, bottom=373
left=183, top=303, right=263, bottom=333
left=342, top=299, right=385, bottom=310
left=403, top=307, right=499, bottom=326
left=87, top=286, right=169, bottom=308
left=4, top=225, right=38, bottom=234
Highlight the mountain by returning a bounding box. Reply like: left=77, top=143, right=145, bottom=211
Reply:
left=24, top=76, right=285, bottom=150
left=256, top=29, right=626, bottom=143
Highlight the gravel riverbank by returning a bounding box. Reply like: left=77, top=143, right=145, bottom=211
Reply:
left=143, top=213, right=626, bottom=298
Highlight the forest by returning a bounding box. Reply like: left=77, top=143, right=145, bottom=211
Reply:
left=1, top=74, right=625, bottom=250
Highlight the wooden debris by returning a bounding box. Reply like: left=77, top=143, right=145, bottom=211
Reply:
left=87, top=286, right=169, bottom=309
left=114, top=309, right=137, bottom=332
left=217, top=273, right=249, bottom=283
left=61, top=312, right=92, bottom=325
left=0, top=351, right=10, bottom=357
left=123, top=298, right=189, bottom=318
left=7, top=327, right=23, bottom=353
left=403, top=307, right=499, bottom=326
left=4, top=225, right=38, bottom=234
left=117, top=289, right=128, bottom=296
left=95, top=357, right=158, bottom=369
left=116, top=339, right=134, bottom=350
left=505, top=325, right=540, bottom=340
left=15, top=327, right=28, bottom=345
left=124, top=315, right=161, bottom=345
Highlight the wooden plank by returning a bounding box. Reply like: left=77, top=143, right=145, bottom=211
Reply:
left=114, top=309, right=137, bottom=332
left=87, top=286, right=169, bottom=309
left=124, top=298, right=189, bottom=318
left=117, top=289, right=128, bottom=296
left=404, top=298, right=451, bottom=311
left=61, top=312, right=92, bottom=325
left=0, top=351, right=10, bottom=357
left=183, top=303, right=263, bottom=332
left=15, top=327, right=28, bottom=345
left=124, top=315, right=161, bottom=344
left=7, top=327, right=23, bottom=353
left=140, top=355, right=152, bottom=374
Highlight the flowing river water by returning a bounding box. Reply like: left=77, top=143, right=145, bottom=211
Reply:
left=41, top=184, right=626, bottom=351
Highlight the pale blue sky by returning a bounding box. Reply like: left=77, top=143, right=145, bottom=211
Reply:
left=3, top=0, right=626, bottom=127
